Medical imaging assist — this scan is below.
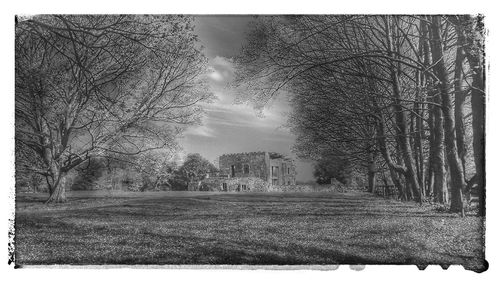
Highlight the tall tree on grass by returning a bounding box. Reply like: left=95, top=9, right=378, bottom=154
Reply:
left=449, top=15, right=486, bottom=216
left=15, top=15, right=212, bottom=203
left=427, top=15, right=466, bottom=214
left=234, top=15, right=483, bottom=214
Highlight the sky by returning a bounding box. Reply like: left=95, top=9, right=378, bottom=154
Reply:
left=179, top=16, right=314, bottom=182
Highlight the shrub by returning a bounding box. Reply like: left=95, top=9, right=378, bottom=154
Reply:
left=70, top=158, right=106, bottom=190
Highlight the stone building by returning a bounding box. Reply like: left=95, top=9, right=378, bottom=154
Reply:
left=219, top=152, right=296, bottom=185
left=197, top=152, right=297, bottom=192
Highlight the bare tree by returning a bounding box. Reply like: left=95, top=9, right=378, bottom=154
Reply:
left=15, top=15, right=212, bottom=202
left=234, top=15, right=484, bottom=214
left=450, top=15, right=486, bottom=216
left=427, top=16, right=466, bottom=215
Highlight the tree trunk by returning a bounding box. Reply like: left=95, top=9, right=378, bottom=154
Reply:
left=430, top=90, right=447, bottom=203
left=375, top=112, right=406, bottom=200
left=421, top=19, right=434, bottom=199
left=367, top=152, right=376, bottom=193
left=405, top=173, right=414, bottom=200
left=368, top=170, right=376, bottom=194
left=414, top=107, right=425, bottom=196
left=414, top=69, right=426, bottom=197
left=454, top=25, right=467, bottom=175
left=432, top=117, right=447, bottom=204
left=427, top=102, right=436, bottom=198
left=384, top=16, right=422, bottom=203
left=432, top=153, right=447, bottom=204
left=461, top=15, right=486, bottom=216
left=468, top=54, right=486, bottom=217
left=152, top=177, right=161, bottom=191
left=391, top=170, right=405, bottom=200
left=40, top=117, right=68, bottom=203
left=46, top=170, right=67, bottom=203
left=382, top=171, right=389, bottom=187
left=427, top=166, right=434, bottom=199
left=429, top=16, right=465, bottom=215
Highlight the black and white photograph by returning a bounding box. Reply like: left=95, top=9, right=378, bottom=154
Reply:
left=5, top=1, right=497, bottom=277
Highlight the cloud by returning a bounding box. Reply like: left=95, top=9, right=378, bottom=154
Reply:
left=207, top=56, right=235, bottom=84
left=208, top=67, right=224, bottom=82
left=184, top=124, right=216, bottom=138
left=204, top=101, right=283, bottom=129
left=211, top=56, right=234, bottom=68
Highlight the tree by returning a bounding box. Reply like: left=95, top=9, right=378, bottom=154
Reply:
left=15, top=15, right=212, bottom=203
left=134, top=149, right=179, bottom=191
left=177, top=153, right=218, bottom=190
left=234, top=15, right=483, bottom=214
left=234, top=15, right=424, bottom=200
left=427, top=16, right=466, bottom=214
left=314, top=157, right=353, bottom=185
left=453, top=15, right=486, bottom=216
left=69, top=157, right=106, bottom=191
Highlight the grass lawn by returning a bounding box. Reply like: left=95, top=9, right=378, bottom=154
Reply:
left=15, top=191, right=486, bottom=271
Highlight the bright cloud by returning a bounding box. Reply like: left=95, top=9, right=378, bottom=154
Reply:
left=208, top=68, right=224, bottom=82
left=184, top=124, right=216, bottom=138
left=207, top=56, right=235, bottom=84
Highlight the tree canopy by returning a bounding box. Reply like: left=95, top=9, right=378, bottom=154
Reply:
left=234, top=15, right=485, bottom=215
left=15, top=15, right=212, bottom=202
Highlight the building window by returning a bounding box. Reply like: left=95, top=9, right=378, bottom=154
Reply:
left=222, top=183, right=227, bottom=191
left=231, top=165, right=236, bottom=177
left=241, top=184, right=247, bottom=191
left=272, top=166, right=278, bottom=177
left=288, top=180, right=291, bottom=185
left=272, top=179, right=278, bottom=185
left=288, top=167, right=290, bottom=174
left=243, top=164, right=249, bottom=174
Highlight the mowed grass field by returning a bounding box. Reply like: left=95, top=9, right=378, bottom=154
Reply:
left=15, top=191, right=486, bottom=270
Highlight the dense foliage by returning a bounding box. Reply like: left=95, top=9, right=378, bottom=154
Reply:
left=313, top=157, right=352, bottom=185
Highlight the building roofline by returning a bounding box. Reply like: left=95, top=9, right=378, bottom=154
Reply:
left=219, top=151, right=294, bottom=161
left=219, top=151, right=267, bottom=158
